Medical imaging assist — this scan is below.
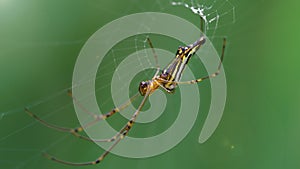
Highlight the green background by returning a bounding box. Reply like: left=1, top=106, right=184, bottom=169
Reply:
left=1, top=0, right=299, bottom=169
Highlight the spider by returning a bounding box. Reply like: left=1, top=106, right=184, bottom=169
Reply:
left=25, top=18, right=227, bottom=166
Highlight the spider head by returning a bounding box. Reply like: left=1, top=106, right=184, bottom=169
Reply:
left=139, top=81, right=149, bottom=96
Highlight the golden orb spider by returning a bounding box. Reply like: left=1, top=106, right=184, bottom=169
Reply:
left=25, top=17, right=227, bottom=166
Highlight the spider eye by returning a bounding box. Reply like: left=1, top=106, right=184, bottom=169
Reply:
left=140, top=81, right=147, bottom=88
left=139, top=81, right=148, bottom=96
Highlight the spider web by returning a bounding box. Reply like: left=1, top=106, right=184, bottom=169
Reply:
left=0, top=1, right=236, bottom=169
left=171, top=0, right=236, bottom=40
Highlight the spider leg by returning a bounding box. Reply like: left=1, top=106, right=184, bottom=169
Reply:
left=43, top=136, right=123, bottom=166
left=43, top=88, right=151, bottom=166
left=146, top=37, right=161, bottom=76
left=68, top=89, right=139, bottom=130
left=200, top=15, right=205, bottom=35
left=25, top=92, right=139, bottom=142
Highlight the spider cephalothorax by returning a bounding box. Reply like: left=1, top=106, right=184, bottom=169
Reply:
left=139, top=81, right=150, bottom=96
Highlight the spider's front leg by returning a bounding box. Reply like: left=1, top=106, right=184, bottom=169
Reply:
left=25, top=90, right=139, bottom=142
